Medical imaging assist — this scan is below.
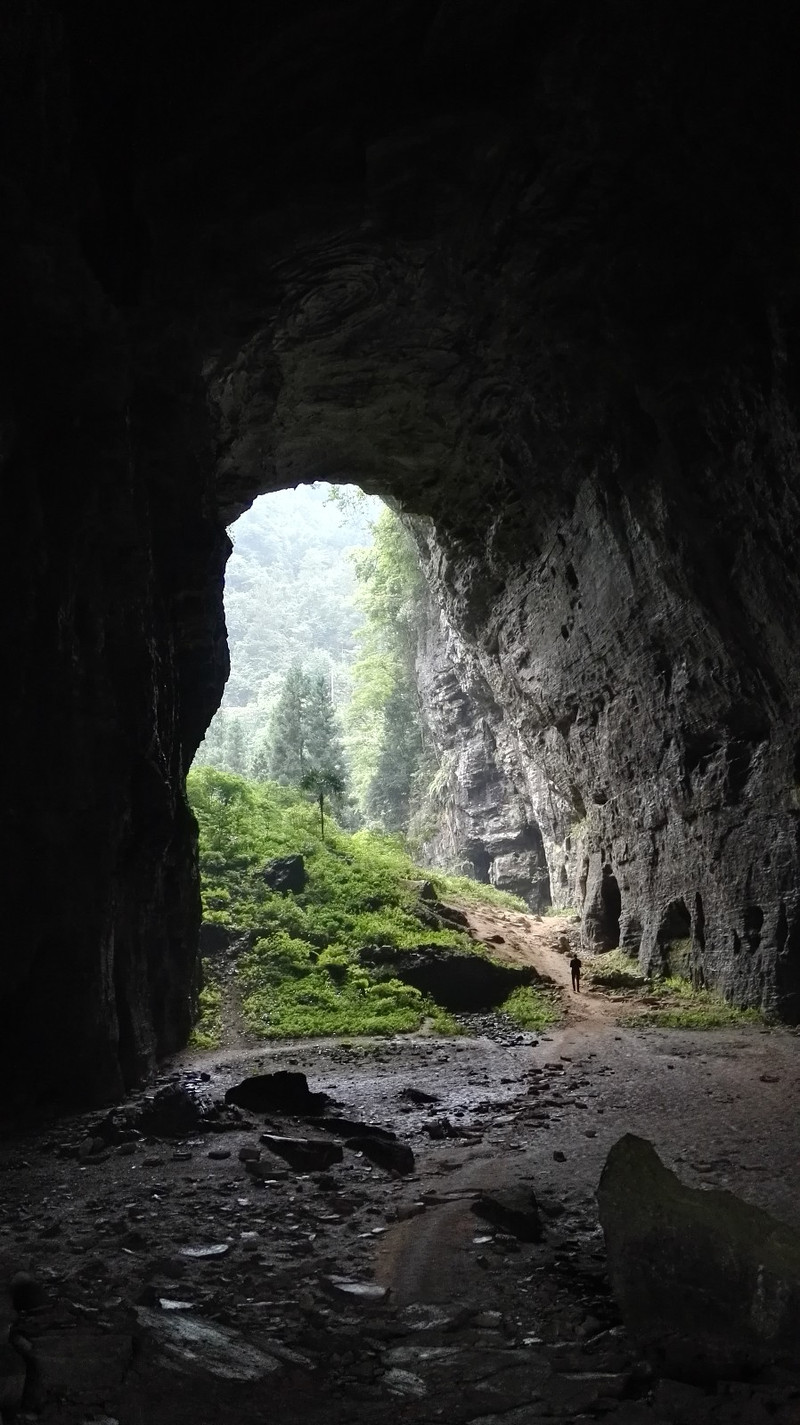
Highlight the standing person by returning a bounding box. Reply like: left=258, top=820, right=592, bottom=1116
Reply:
left=570, top=953, right=582, bottom=993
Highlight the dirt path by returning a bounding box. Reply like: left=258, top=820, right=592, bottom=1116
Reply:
left=455, top=900, right=619, bottom=1025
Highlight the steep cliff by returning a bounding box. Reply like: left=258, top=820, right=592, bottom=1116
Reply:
left=3, top=0, right=800, bottom=1101
left=412, top=563, right=552, bottom=908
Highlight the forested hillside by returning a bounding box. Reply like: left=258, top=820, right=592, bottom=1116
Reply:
left=193, top=483, right=380, bottom=776
left=193, top=483, right=433, bottom=837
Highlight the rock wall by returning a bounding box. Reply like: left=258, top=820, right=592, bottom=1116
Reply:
left=412, top=566, right=551, bottom=908
left=3, top=0, right=800, bottom=1101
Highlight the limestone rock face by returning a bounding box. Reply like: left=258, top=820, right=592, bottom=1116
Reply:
left=414, top=592, right=551, bottom=908
left=598, top=1134, right=800, bottom=1380
left=3, top=1, right=800, bottom=1098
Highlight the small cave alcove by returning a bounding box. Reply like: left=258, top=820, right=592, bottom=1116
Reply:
left=584, top=865, right=622, bottom=952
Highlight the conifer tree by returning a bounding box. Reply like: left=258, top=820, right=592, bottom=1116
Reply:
left=264, top=662, right=348, bottom=789
left=267, top=661, right=309, bottom=784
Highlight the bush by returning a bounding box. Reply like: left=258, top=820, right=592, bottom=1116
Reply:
left=501, top=986, right=562, bottom=1030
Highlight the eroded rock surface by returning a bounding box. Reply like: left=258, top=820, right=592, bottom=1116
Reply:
left=3, top=1, right=800, bottom=1097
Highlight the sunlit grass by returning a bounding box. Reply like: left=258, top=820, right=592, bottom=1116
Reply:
left=586, top=948, right=647, bottom=991
left=501, top=985, right=562, bottom=1029
left=189, top=969, right=222, bottom=1049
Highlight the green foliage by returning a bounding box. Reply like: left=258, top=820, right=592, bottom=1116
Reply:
left=627, top=975, right=764, bottom=1028
left=262, top=663, right=347, bottom=788
left=430, top=876, right=528, bottom=913
left=346, top=507, right=426, bottom=827
left=194, top=483, right=381, bottom=776
left=586, top=949, right=647, bottom=991
left=501, top=986, right=562, bottom=1030
left=188, top=767, right=481, bottom=1039
left=189, top=968, right=222, bottom=1049
left=299, top=765, right=346, bottom=841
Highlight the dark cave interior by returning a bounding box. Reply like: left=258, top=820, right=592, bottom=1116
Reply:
left=3, top=4, right=800, bottom=1420
left=3, top=0, right=800, bottom=1101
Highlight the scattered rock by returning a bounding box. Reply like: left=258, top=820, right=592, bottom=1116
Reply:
left=238, top=1146, right=261, bottom=1162
left=307, top=1116, right=396, bottom=1141
left=398, top=1086, right=440, bottom=1105
left=262, top=854, right=307, bottom=894
left=597, top=1134, right=800, bottom=1381
left=225, top=1071, right=328, bottom=1114
left=261, top=1133, right=344, bottom=1172
left=319, top=1277, right=390, bottom=1307
left=136, top=1308, right=281, bottom=1379
left=345, top=1136, right=415, bottom=1175
left=178, top=1243, right=231, bottom=1259
left=472, top=1186, right=543, bottom=1242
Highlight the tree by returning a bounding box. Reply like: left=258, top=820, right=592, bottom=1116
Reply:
left=305, top=673, right=347, bottom=779
left=267, top=661, right=310, bottom=784
left=346, top=508, right=426, bottom=828
left=300, top=767, right=345, bottom=841
left=365, top=681, right=422, bottom=831
left=264, top=660, right=349, bottom=789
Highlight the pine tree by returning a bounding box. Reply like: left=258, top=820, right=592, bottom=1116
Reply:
left=267, top=661, right=309, bottom=784
left=266, top=662, right=349, bottom=788
left=305, top=673, right=347, bottom=780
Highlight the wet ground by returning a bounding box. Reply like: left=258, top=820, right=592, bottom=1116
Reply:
left=2, top=911, right=799, bottom=1423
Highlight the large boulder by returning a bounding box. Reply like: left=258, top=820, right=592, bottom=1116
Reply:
left=357, top=944, right=536, bottom=1011
left=597, top=1134, right=800, bottom=1382
left=262, top=855, right=307, bottom=895
left=225, top=1071, right=328, bottom=1115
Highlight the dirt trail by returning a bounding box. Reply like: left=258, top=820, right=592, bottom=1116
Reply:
left=454, top=900, right=619, bottom=1025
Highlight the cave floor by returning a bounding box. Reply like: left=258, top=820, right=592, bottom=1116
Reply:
left=2, top=926, right=800, bottom=1423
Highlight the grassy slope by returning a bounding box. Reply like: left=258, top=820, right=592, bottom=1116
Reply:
left=586, top=950, right=763, bottom=1029
left=188, top=767, right=554, bottom=1041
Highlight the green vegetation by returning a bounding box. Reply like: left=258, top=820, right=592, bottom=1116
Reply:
left=255, top=661, right=346, bottom=789
left=194, top=483, right=380, bottom=778
left=345, top=504, right=427, bottom=829
left=189, top=969, right=222, bottom=1049
left=586, top=948, right=647, bottom=991
left=188, top=767, right=525, bottom=1039
left=501, top=985, right=562, bottom=1029
left=299, top=766, right=346, bottom=841
left=432, top=876, right=528, bottom=913
left=627, top=977, right=764, bottom=1029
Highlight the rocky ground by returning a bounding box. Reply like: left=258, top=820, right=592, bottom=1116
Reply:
left=1, top=911, right=799, bottom=1424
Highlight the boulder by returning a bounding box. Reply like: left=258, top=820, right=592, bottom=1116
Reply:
left=198, top=921, right=234, bottom=954
left=597, top=1134, right=800, bottom=1381
left=471, top=1186, right=543, bottom=1242
left=357, top=944, right=536, bottom=1011
left=260, top=1133, right=344, bottom=1172
left=225, top=1071, right=328, bottom=1114
left=262, top=855, right=307, bottom=894
left=307, top=1116, right=397, bottom=1141
left=345, top=1136, right=415, bottom=1175
left=136, top=1308, right=280, bottom=1380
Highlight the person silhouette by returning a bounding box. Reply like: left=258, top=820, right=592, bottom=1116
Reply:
left=570, top=954, right=582, bottom=993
